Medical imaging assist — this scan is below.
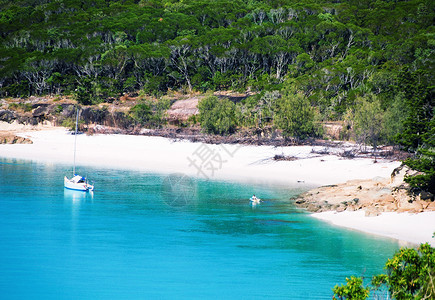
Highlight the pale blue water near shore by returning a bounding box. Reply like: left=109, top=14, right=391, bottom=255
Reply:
left=0, top=158, right=401, bottom=299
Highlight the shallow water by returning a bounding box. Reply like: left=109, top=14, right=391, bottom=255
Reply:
left=0, top=158, right=400, bottom=299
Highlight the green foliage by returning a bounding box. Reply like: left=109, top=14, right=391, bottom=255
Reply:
left=237, top=91, right=280, bottom=129
left=198, top=96, right=238, bottom=135
left=295, top=53, right=315, bottom=74
left=275, top=88, right=321, bottom=141
left=382, top=92, right=407, bottom=144
left=74, top=85, right=93, bottom=106
left=142, top=73, right=167, bottom=97
left=396, top=70, right=433, bottom=152
left=377, top=243, right=435, bottom=299
left=404, top=147, right=435, bottom=193
left=129, top=97, right=171, bottom=128
left=123, top=76, right=137, bottom=93
left=130, top=102, right=153, bottom=126
left=212, top=72, right=232, bottom=90
left=61, top=117, right=84, bottom=132
left=336, top=243, right=435, bottom=300
left=54, top=105, right=63, bottom=114
left=1, top=81, right=29, bottom=98
left=9, top=102, right=32, bottom=112
left=332, top=276, right=369, bottom=300
left=351, top=94, right=384, bottom=151
left=393, top=69, right=435, bottom=192
left=61, top=118, right=76, bottom=132
left=1, top=0, right=432, bottom=102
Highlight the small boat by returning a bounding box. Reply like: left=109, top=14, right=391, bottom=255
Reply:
left=64, top=108, right=94, bottom=192
left=250, top=196, right=261, bottom=204
left=64, top=175, right=94, bottom=191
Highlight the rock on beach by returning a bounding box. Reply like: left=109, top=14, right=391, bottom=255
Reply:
left=293, top=165, right=435, bottom=215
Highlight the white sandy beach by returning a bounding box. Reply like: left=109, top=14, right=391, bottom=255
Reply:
left=313, top=211, right=435, bottom=247
left=1, top=129, right=399, bottom=186
left=1, top=128, right=434, bottom=246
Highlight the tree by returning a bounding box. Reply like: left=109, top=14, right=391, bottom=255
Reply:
left=256, top=90, right=280, bottom=127
left=168, top=35, right=197, bottom=92
left=372, top=243, right=435, bottom=300
left=101, top=45, right=130, bottom=80
left=404, top=147, right=435, bottom=193
left=332, top=276, right=369, bottom=300
left=396, top=70, right=433, bottom=152
left=275, top=88, right=320, bottom=141
left=74, top=77, right=94, bottom=105
left=352, top=94, right=384, bottom=152
left=395, top=70, right=434, bottom=192
left=382, top=92, right=407, bottom=144
left=295, top=53, right=314, bottom=74
left=334, top=243, right=435, bottom=300
left=22, top=56, right=56, bottom=95
left=198, top=96, right=237, bottom=135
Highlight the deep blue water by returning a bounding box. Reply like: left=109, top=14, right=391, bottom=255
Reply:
left=0, top=158, right=401, bottom=299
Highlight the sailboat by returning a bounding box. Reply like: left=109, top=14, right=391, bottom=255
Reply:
left=64, top=108, right=94, bottom=192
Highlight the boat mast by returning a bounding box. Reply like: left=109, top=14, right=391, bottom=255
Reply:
left=73, top=108, right=79, bottom=176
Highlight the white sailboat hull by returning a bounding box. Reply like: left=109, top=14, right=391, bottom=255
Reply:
left=64, top=176, right=94, bottom=192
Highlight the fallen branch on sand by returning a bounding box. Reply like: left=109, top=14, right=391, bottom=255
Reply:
left=273, top=154, right=298, bottom=161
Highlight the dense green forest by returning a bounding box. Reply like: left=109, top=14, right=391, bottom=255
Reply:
left=0, top=0, right=434, bottom=192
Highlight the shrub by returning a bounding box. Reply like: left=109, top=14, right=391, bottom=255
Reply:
left=130, top=98, right=171, bottom=128
left=275, top=89, right=321, bottom=141
left=197, top=96, right=238, bottom=135
left=130, top=102, right=153, bottom=126
left=332, top=276, right=369, bottom=300
left=334, top=243, right=435, bottom=300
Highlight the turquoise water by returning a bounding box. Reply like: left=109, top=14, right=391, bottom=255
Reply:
left=0, top=158, right=401, bottom=299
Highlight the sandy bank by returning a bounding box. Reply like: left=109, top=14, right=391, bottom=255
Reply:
left=313, top=211, right=435, bottom=247
left=3, top=128, right=434, bottom=246
left=0, top=129, right=399, bottom=187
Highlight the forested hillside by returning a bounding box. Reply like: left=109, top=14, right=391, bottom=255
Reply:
left=0, top=0, right=434, bottom=191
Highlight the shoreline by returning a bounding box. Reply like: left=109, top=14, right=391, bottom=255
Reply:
left=1, top=128, right=434, bottom=246
left=0, top=128, right=401, bottom=186
left=312, top=211, right=435, bottom=247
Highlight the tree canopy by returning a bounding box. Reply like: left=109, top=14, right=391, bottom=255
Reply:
left=1, top=0, right=433, bottom=104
